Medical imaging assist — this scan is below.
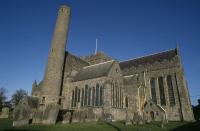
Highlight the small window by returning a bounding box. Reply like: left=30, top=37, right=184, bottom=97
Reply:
left=42, top=97, right=45, bottom=104
left=58, top=98, right=61, bottom=105
left=60, top=8, right=65, bottom=13
left=156, top=111, right=159, bottom=116
left=116, top=68, right=118, bottom=73
left=137, top=76, right=139, bottom=81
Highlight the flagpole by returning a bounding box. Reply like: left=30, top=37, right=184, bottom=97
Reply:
left=95, top=38, right=98, bottom=54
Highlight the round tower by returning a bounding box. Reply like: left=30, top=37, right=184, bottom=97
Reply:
left=42, top=5, right=71, bottom=104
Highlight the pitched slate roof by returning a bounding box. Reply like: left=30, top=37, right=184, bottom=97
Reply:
left=66, top=51, right=89, bottom=65
left=119, top=48, right=178, bottom=69
left=73, top=60, right=114, bottom=81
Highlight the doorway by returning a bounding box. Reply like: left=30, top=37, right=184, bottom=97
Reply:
left=150, top=111, right=155, bottom=121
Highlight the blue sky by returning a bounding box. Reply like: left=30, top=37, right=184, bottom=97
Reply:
left=0, top=0, right=200, bottom=105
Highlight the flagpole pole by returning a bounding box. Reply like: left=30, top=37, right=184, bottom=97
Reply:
left=95, top=38, right=98, bottom=54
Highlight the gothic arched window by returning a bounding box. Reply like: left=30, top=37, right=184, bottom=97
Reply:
left=84, top=85, right=88, bottom=106
left=167, top=75, right=175, bottom=106
left=88, top=88, right=91, bottom=106
left=115, top=85, right=118, bottom=107
left=81, top=88, right=84, bottom=107
left=74, top=87, right=78, bottom=107
left=118, top=87, right=120, bottom=108
left=95, top=83, right=99, bottom=106
left=100, top=86, right=103, bottom=106
left=78, top=88, right=80, bottom=102
left=150, top=78, right=157, bottom=104
left=92, top=87, right=95, bottom=106
left=119, top=87, right=121, bottom=108
left=158, top=77, right=166, bottom=105
left=122, top=90, right=124, bottom=108
left=71, top=90, right=74, bottom=107
left=112, top=83, right=114, bottom=106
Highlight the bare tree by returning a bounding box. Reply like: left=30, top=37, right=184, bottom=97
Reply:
left=11, top=89, right=28, bottom=106
left=0, top=87, right=7, bottom=111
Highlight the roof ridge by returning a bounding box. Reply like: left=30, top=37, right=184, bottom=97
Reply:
left=119, top=48, right=177, bottom=63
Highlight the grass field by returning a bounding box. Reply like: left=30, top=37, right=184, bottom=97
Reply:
left=0, top=118, right=199, bottom=131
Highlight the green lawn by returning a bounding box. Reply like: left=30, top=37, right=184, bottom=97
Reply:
left=0, top=118, right=199, bottom=131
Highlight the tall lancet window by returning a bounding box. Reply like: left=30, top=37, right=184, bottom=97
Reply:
left=158, top=77, right=166, bottom=105
left=74, top=87, right=78, bottom=107
left=115, top=85, right=118, bottom=107
left=100, top=86, right=103, bottom=106
left=81, top=88, right=84, bottom=107
left=120, top=87, right=123, bottom=108
left=95, top=83, right=100, bottom=106
left=71, top=90, right=74, bottom=107
left=167, top=75, right=175, bottom=106
left=112, top=83, right=115, bottom=106
left=150, top=78, right=157, bottom=104
left=119, top=87, right=122, bottom=108
left=88, top=88, right=91, bottom=106
left=84, top=85, right=88, bottom=106
left=122, top=90, right=124, bottom=108
left=92, top=87, right=95, bottom=106
left=78, top=88, right=80, bottom=102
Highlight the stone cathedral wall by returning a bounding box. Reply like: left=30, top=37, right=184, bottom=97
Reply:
left=120, top=53, right=194, bottom=121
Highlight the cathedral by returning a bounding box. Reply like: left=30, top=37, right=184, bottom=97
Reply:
left=13, top=5, right=194, bottom=126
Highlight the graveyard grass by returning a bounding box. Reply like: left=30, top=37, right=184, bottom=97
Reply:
left=0, top=118, right=200, bottom=131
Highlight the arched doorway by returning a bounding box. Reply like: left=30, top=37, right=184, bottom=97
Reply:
left=150, top=111, right=155, bottom=121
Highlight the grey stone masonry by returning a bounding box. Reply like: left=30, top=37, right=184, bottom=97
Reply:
left=42, top=5, right=71, bottom=104
left=14, top=5, right=195, bottom=127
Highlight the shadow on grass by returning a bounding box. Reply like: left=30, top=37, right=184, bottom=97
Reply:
left=105, top=122, right=122, bottom=131
left=171, top=120, right=200, bottom=131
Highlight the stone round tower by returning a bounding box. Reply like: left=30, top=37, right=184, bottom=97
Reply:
left=42, top=5, right=71, bottom=104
